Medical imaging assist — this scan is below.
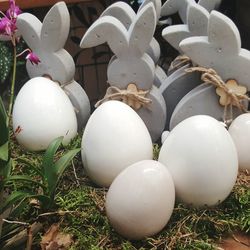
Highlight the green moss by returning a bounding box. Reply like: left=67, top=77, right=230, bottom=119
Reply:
left=53, top=170, right=249, bottom=249
left=4, top=133, right=250, bottom=249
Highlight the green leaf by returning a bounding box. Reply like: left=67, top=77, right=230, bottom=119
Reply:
left=0, top=142, right=8, bottom=161
left=6, top=175, right=47, bottom=190
left=41, top=137, right=63, bottom=193
left=0, top=159, right=12, bottom=191
left=0, top=42, right=12, bottom=83
left=17, top=158, right=44, bottom=179
left=0, top=191, right=30, bottom=214
left=0, top=96, right=8, bottom=146
left=0, top=191, right=51, bottom=215
left=49, top=148, right=80, bottom=195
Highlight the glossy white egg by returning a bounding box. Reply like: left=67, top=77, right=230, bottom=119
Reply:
left=229, top=113, right=250, bottom=170
left=13, top=77, right=77, bottom=151
left=81, top=101, right=153, bottom=187
left=105, top=160, right=175, bottom=240
left=158, top=115, right=238, bottom=207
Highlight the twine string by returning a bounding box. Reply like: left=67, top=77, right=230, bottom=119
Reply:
left=168, top=55, right=193, bottom=72
left=186, top=67, right=250, bottom=123
left=95, top=84, right=152, bottom=110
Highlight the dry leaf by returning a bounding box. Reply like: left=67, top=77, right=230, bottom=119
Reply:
left=218, top=233, right=250, bottom=250
left=40, top=224, right=73, bottom=250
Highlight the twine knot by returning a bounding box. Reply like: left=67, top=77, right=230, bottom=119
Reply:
left=95, top=83, right=152, bottom=110
left=186, top=66, right=250, bottom=124
left=168, top=55, right=193, bottom=73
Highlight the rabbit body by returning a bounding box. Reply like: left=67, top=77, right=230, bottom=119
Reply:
left=168, top=11, right=250, bottom=129
left=81, top=2, right=167, bottom=141
left=16, top=2, right=90, bottom=131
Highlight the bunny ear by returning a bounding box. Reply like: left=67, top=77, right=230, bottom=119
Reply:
left=208, top=11, right=241, bottom=54
left=161, top=0, right=195, bottom=23
left=100, top=1, right=136, bottom=29
left=40, top=2, right=70, bottom=52
left=16, top=13, right=41, bottom=50
left=128, top=3, right=156, bottom=57
left=139, top=0, right=162, bottom=20
left=162, top=4, right=208, bottom=53
left=161, top=0, right=180, bottom=17
left=187, top=4, right=209, bottom=33
left=80, top=16, right=128, bottom=58
left=162, top=24, right=189, bottom=52
left=198, top=0, right=221, bottom=12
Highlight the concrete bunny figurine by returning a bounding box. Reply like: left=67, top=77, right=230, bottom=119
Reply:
left=101, top=0, right=161, bottom=63
left=80, top=3, right=166, bottom=141
left=158, top=3, right=210, bottom=129
left=169, top=11, right=250, bottom=129
left=100, top=0, right=167, bottom=88
left=162, top=3, right=209, bottom=53
left=16, top=2, right=90, bottom=130
left=161, top=0, right=221, bottom=23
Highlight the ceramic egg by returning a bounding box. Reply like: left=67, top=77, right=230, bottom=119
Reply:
left=13, top=77, right=77, bottom=151
left=81, top=101, right=153, bottom=187
left=105, top=160, right=175, bottom=240
left=229, top=113, right=250, bottom=170
left=158, top=115, right=238, bottom=207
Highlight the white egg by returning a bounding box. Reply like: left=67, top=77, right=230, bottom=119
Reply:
left=81, top=101, right=153, bottom=187
left=158, top=115, right=238, bottom=207
left=229, top=113, right=250, bottom=170
left=105, top=160, right=175, bottom=240
left=13, top=77, right=77, bottom=151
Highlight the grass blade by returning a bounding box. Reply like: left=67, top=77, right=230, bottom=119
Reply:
left=49, top=148, right=80, bottom=196
left=0, top=96, right=8, bottom=146
left=7, top=175, right=47, bottom=190
left=0, top=191, right=31, bottom=214
left=41, top=137, right=63, bottom=191
left=0, top=142, right=9, bottom=162
left=17, top=158, right=44, bottom=179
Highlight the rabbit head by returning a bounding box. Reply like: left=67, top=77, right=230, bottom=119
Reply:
left=16, top=2, right=75, bottom=84
left=162, top=3, right=209, bottom=53
left=198, top=0, right=221, bottom=13
left=161, top=0, right=195, bottom=23
left=138, top=0, right=162, bottom=20
left=180, top=11, right=250, bottom=89
left=80, top=3, right=157, bottom=90
left=100, top=1, right=161, bottom=64
left=161, top=0, right=220, bottom=23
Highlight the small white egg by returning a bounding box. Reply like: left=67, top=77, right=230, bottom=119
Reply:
left=105, top=160, right=175, bottom=240
left=158, top=115, right=238, bottom=207
left=81, top=101, right=153, bottom=187
left=229, top=113, right=250, bottom=170
left=13, top=77, right=77, bottom=151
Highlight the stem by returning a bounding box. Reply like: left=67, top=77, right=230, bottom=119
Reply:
left=16, top=48, right=31, bottom=58
left=0, top=10, right=6, bottom=17
left=7, top=45, right=16, bottom=127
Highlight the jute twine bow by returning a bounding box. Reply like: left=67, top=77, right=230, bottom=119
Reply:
left=186, top=66, right=250, bottom=123
left=95, top=83, right=152, bottom=110
left=168, top=55, right=193, bottom=73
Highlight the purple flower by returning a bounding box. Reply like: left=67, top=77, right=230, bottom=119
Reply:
left=25, top=51, right=40, bottom=65
left=6, top=0, right=22, bottom=19
left=0, top=16, right=16, bottom=36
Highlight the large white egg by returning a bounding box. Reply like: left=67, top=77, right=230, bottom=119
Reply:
left=13, top=77, right=77, bottom=151
left=158, top=115, right=238, bottom=207
left=229, top=113, right=250, bottom=170
left=105, top=160, right=175, bottom=240
left=81, top=101, right=153, bottom=187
